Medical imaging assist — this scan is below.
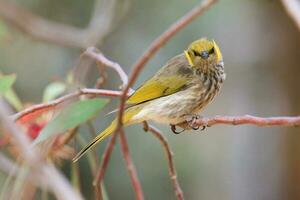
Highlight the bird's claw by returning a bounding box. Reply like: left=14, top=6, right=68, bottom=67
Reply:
left=170, top=124, right=185, bottom=134
left=170, top=115, right=208, bottom=134
left=184, top=114, right=208, bottom=132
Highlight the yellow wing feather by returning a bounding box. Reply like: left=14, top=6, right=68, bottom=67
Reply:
left=126, top=76, right=187, bottom=105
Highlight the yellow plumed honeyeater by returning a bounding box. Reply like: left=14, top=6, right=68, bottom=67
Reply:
left=73, top=38, right=225, bottom=162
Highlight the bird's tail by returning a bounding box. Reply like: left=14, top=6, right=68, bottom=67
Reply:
left=72, top=105, right=143, bottom=162
left=72, top=120, right=116, bottom=162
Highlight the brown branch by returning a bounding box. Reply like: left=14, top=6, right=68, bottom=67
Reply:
left=193, top=115, right=300, bottom=127
left=119, top=130, right=144, bottom=200
left=117, top=0, right=218, bottom=126
left=82, top=46, right=143, bottom=199
left=82, top=47, right=134, bottom=93
left=143, top=122, right=184, bottom=200
left=93, top=128, right=145, bottom=200
left=11, top=88, right=124, bottom=123
left=280, top=0, right=300, bottom=31
left=93, top=130, right=119, bottom=189
left=0, top=99, right=83, bottom=200
left=87, top=49, right=143, bottom=198
left=0, top=0, right=120, bottom=48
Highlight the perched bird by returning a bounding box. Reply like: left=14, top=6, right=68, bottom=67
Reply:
left=73, top=38, right=225, bottom=162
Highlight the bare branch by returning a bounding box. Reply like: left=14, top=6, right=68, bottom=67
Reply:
left=93, top=129, right=119, bottom=189
left=119, top=130, right=144, bottom=200
left=143, top=122, right=184, bottom=200
left=280, top=0, right=300, bottom=31
left=193, top=115, right=300, bottom=127
left=79, top=47, right=143, bottom=198
left=0, top=99, right=83, bottom=200
left=11, top=88, right=125, bottom=123
left=80, top=46, right=143, bottom=198
left=82, top=47, right=134, bottom=93
left=0, top=0, right=120, bottom=48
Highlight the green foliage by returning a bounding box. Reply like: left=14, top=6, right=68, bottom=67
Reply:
left=3, top=89, right=23, bottom=111
left=34, top=98, right=109, bottom=144
left=43, top=81, right=66, bottom=102
left=0, top=74, right=23, bottom=111
left=0, top=74, right=16, bottom=95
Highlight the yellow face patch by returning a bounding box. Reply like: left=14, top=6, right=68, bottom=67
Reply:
left=184, top=50, right=194, bottom=67
left=212, top=40, right=223, bottom=63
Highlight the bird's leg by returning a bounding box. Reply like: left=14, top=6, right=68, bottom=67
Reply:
left=170, top=124, right=185, bottom=134
left=184, top=114, right=208, bottom=131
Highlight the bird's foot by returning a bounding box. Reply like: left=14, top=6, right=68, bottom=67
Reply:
left=170, top=124, right=185, bottom=134
left=170, top=115, right=209, bottom=134
left=184, top=114, right=208, bottom=132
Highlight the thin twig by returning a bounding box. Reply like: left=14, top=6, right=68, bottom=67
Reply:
left=280, top=0, right=300, bottom=31
left=84, top=48, right=143, bottom=198
left=119, top=129, right=144, bottom=200
left=0, top=0, right=120, bottom=48
left=82, top=47, right=144, bottom=200
left=93, top=132, right=119, bottom=187
left=82, top=47, right=134, bottom=93
left=11, top=88, right=124, bottom=123
left=0, top=99, right=83, bottom=200
left=143, top=122, right=184, bottom=200
left=116, top=0, right=218, bottom=126
left=193, top=115, right=300, bottom=127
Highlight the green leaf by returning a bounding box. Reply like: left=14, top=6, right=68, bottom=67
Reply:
left=0, top=74, right=16, bottom=95
left=43, top=82, right=66, bottom=102
left=0, top=72, right=22, bottom=110
left=4, top=89, right=23, bottom=111
left=34, top=98, right=109, bottom=144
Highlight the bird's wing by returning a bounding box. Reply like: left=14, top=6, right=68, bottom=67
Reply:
left=126, top=76, right=188, bottom=105
left=126, top=54, right=192, bottom=105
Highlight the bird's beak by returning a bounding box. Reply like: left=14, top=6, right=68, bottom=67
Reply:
left=212, top=40, right=223, bottom=63
left=184, top=50, right=194, bottom=67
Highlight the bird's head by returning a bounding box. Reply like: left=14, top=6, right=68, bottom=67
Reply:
left=184, top=38, right=223, bottom=70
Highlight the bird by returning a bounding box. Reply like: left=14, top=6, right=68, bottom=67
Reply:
left=73, top=38, right=225, bottom=162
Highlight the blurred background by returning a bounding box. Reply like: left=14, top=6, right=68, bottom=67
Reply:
left=0, top=0, right=300, bottom=199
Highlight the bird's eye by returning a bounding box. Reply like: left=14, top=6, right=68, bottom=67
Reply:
left=200, top=51, right=209, bottom=59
